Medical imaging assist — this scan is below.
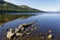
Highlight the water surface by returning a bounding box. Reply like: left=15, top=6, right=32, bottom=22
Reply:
left=0, top=13, right=60, bottom=38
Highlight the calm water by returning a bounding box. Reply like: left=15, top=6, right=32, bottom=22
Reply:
left=0, top=13, right=60, bottom=38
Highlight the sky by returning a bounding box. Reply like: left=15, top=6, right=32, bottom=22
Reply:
left=4, top=0, right=60, bottom=11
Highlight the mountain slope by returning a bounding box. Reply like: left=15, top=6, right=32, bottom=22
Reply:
left=19, top=5, right=44, bottom=12
left=0, top=1, right=44, bottom=13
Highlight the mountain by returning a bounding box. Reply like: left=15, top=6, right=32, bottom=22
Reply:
left=0, top=0, right=44, bottom=13
left=19, top=5, right=45, bottom=12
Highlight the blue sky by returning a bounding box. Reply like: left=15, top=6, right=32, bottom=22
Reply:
left=4, top=0, right=60, bottom=11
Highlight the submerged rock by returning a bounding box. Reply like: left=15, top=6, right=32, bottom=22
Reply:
left=47, top=30, right=52, bottom=39
left=16, top=33, right=23, bottom=36
left=6, top=21, right=37, bottom=39
left=47, top=34, right=52, bottom=39
left=7, top=28, right=15, bottom=39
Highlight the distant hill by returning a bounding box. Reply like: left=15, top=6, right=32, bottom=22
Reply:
left=0, top=1, right=44, bottom=13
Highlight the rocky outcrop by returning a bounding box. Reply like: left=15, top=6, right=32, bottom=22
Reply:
left=6, top=21, right=37, bottom=39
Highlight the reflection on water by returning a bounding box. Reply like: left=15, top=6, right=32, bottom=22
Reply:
left=0, top=13, right=60, bottom=40
left=0, top=13, right=36, bottom=25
